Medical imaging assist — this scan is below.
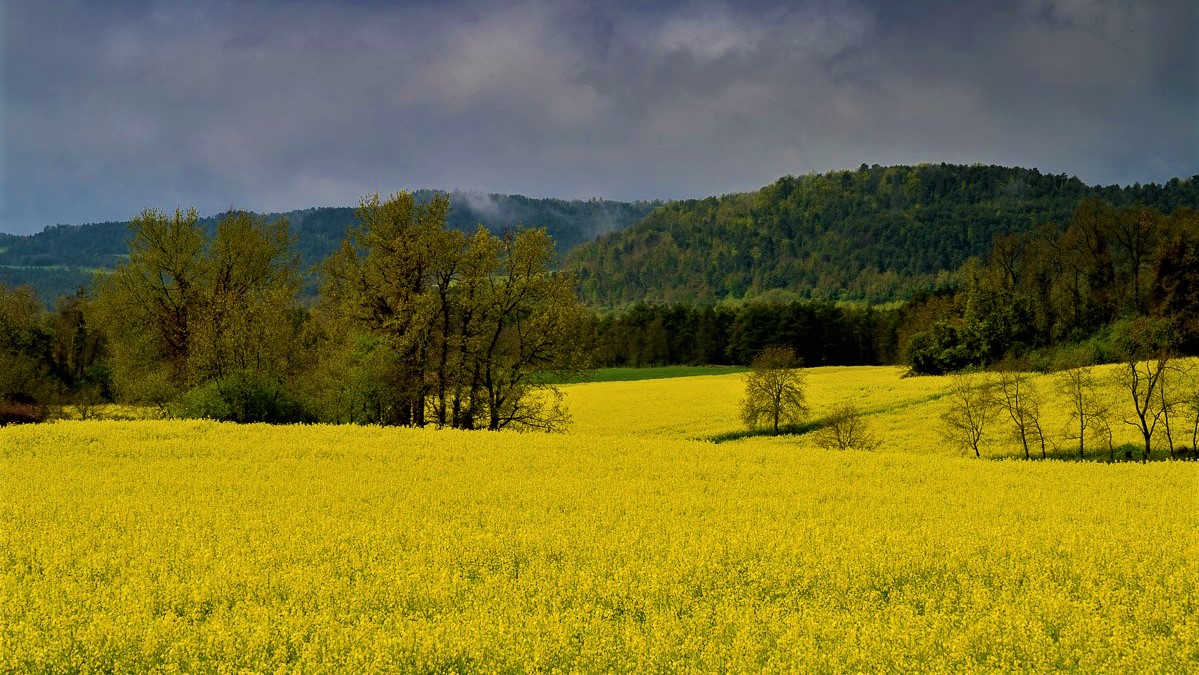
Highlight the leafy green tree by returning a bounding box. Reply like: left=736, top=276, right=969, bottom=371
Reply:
left=740, top=346, right=808, bottom=435
left=94, top=208, right=305, bottom=419
left=322, top=191, right=588, bottom=431
left=0, top=284, right=53, bottom=421
left=1151, top=217, right=1199, bottom=351
left=93, top=207, right=206, bottom=395
left=188, top=210, right=302, bottom=385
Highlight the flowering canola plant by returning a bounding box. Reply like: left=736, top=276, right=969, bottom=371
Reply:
left=2, top=367, right=1197, bottom=672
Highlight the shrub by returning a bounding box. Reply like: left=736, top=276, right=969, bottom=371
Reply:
left=179, top=374, right=313, bottom=424
left=812, top=402, right=880, bottom=451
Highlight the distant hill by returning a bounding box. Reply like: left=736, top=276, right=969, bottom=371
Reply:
left=0, top=191, right=659, bottom=304
left=8, top=166, right=1198, bottom=309
left=564, top=164, right=1199, bottom=306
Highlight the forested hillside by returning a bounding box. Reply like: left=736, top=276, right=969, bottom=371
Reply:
left=0, top=191, right=657, bottom=304
left=565, top=164, right=1199, bottom=306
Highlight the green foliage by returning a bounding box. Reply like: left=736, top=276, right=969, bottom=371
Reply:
left=740, top=346, right=809, bottom=435
left=566, top=165, right=1199, bottom=306
left=900, top=202, right=1199, bottom=373
left=92, top=208, right=306, bottom=413
left=179, top=374, right=314, bottom=424
left=321, top=191, right=590, bottom=431
left=0, top=284, right=55, bottom=406
left=1, top=193, right=656, bottom=306
left=592, top=300, right=892, bottom=368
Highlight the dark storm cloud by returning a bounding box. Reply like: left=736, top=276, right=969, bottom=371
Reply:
left=2, top=0, right=1195, bottom=233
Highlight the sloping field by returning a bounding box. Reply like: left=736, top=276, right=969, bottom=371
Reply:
left=2, top=368, right=1197, bottom=671
left=565, top=363, right=1198, bottom=458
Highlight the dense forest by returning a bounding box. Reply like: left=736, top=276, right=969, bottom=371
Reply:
left=590, top=302, right=894, bottom=368
left=566, top=164, right=1199, bottom=306
left=591, top=198, right=1199, bottom=375
left=0, top=191, right=657, bottom=305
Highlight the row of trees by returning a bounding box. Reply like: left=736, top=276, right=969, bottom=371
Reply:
left=1, top=192, right=588, bottom=430
left=591, top=300, right=895, bottom=368
left=940, top=319, right=1197, bottom=461
left=901, top=200, right=1199, bottom=373
left=733, top=328, right=1195, bottom=462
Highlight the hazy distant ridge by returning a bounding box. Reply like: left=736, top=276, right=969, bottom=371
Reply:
left=0, top=191, right=659, bottom=302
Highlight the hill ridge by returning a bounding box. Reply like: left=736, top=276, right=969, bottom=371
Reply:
left=564, top=163, right=1199, bottom=306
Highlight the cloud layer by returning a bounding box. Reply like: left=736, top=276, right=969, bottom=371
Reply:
left=3, top=0, right=1195, bottom=233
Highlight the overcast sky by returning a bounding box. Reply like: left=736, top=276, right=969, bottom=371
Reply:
left=2, top=0, right=1195, bottom=234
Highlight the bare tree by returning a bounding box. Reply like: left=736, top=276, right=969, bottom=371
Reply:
left=939, top=372, right=998, bottom=458
left=813, top=401, right=881, bottom=452
left=741, top=346, right=808, bottom=435
left=1120, top=355, right=1169, bottom=462
left=1115, top=318, right=1175, bottom=462
left=996, top=367, right=1048, bottom=459
left=1158, top=361, right=1181, bottom=459
left=1088, top=389, right=1119, bottom=462
left=1182, top=365, right=1199, bottom=459
left=1055, top=364, right=1103, bottom=460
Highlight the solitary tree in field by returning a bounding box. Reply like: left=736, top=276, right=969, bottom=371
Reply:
left=741, top=346, right=808, bottom=435
left=812, top=401, right=880, bottom=451
left=939, top=372, right=998, bottom=458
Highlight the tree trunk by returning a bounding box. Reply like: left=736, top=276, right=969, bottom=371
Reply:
left=1078, top=418, right=1085, bottom=460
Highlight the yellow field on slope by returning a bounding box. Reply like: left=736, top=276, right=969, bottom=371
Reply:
left=3, top=377, right=1198, bottom=673
left=566, top=363, right=1198, bottom=458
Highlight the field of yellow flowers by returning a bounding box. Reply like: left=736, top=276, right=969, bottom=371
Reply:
left=3, top=367, right=1197, bottom=671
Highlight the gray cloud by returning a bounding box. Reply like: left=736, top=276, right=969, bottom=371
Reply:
left=2, top=0, right=1195, bottom=234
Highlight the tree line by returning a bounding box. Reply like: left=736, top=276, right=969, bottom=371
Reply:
left=589, top=300, right=895, bottom=368
left=899, top=200, right=1199, bottom=374
left=938, top=318, right=1198, bottom=461
left=736, top=332, right=1198, bottom=462
left=1, top=193, right=587, bottom=430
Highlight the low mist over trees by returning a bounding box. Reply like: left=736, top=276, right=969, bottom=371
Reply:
left=1, top=192, right=657, bottom=306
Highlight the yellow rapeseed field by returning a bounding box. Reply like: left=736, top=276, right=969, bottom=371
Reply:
left=3, top=367, right=1198, bottom=672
